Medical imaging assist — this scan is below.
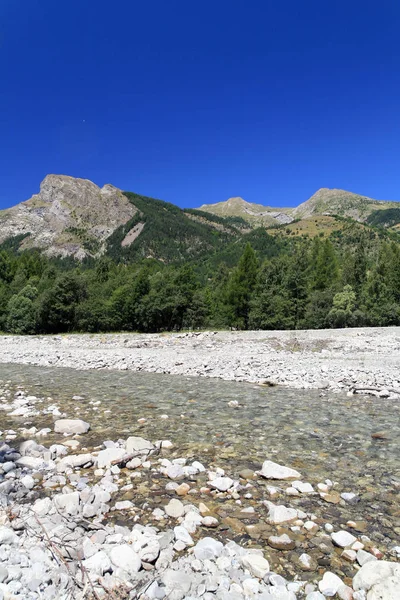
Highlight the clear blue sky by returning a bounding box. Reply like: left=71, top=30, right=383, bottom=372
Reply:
left=1, top=0, right=400, bottom=209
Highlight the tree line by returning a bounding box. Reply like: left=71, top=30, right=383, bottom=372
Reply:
left=1, top=230, right=400, bottom=334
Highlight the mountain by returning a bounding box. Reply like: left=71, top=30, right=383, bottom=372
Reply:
left=0, top=175, right=243, bottom=261
left=1, top=176, right=399, bottom=261
left=292, top=188, right=398, bottom=220
left=199, top=197, right=293, bottom=227
left=0, top=175, right=136, bottom=259
left=199, top=188, right=399, bottom=228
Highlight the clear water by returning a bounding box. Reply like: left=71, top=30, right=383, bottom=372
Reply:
left=0, top=363, right=399, bottom=578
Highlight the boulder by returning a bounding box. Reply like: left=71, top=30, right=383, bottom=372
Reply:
left=54, top=419, right=90, bottom=434
left=353, top=560, right=400, bottom=600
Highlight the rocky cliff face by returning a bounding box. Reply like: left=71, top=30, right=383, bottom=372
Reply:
left=0, top=175, right=136, bottom=258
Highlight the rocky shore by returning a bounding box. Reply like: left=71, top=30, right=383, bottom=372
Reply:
left=0, top=382, right=399, bottom=599
left=0, top=327, right=400, bottom=394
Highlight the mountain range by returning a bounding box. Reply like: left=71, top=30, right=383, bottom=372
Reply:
left=0, top=174, right=399, bottom=260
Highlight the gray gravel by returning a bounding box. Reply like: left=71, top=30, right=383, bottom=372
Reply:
left=0, top=327, right=399, bottom=392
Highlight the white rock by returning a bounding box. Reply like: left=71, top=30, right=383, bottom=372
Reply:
left=174, top=526, right=194, bottom=546
left=194, top=537, right=223, bottom=560
left=357, top=549, right=377, bottom=566
left=82, top=551, right=111, bottom=575
left=126, top=436, right=154, bottom=454
left=208, top=476, right=233, bottom=492
left=264, top=501, right=299, bottom=524
left=292, top=480, right=314, bottom=493
left=318, top=572, right=344, bottom=596
left=20, top=475, right=35, bottom=489
left=331, top=530, right=357, bottom=548
left=16, top=456, right=45, bottom=470
left=243, top=578, right=260, bottom=596
left=241, top=553, right=270, bottom=578
left=54, top=491, right=80, bottom=515
left=166, top=464, right=184, bottom=479
left=306, top=593, right=325, bottom=600
left=54, top=419, right=90, bottom=434
left=96, top=447, right=126, bottom=468
left=258, top=460, right=301, bottom=480
left=110, top=544, right=141, bottom=575
left=353, top=560, right=400, bottom=598
left=165, top=499, right=184, bottom=518
left=0, top=527, right=18, bottom=545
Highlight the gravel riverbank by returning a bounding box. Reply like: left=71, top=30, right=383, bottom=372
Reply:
left=0, top=327, right=400, bottom=393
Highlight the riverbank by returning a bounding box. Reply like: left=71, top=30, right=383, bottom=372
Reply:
left=0, top=377, right=399, bottom=599
left=0, top=327, right=399, bottom=393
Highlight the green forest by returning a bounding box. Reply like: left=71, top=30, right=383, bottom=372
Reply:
left=1, top=221, right=400, bottom=335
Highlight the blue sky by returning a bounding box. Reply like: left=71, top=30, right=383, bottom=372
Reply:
left=1, top=0, right=400, bottom=209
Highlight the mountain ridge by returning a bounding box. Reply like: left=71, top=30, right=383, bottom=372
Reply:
left=199, top=188, right=398, bottom=226
left=0, top=175, right=399, bottom=260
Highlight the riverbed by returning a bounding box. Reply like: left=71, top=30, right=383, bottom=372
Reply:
left=1, top=363, right=399, bottom=584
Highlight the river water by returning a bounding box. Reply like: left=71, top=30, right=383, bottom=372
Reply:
left=0, top=363, right=399, bottom=578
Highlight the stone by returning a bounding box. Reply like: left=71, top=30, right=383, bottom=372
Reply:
left=126, top=436, right=154, bottom=454
left=306, top=593, right=325, bottom=600
left=353, top=560, right=400, bottom=598
left=165, top=499, right=185, bottom=518
left=342, top=549, right=357, bottom=562
left=0, top=527, right=18, bottom=545
left=166, top=464, right=184, bottom=479
left=176, top=483, right=190, bottom=496
left=194, top=537, right=223, bottom=560
left=208, top=476, right=234, bottom=491
left=114, top=501, right=133, bottom=511
left=331, top=530, right=357, bottom=548
left=241, top=553, right=270, bottom=578
left=292, top=480, right=314, bottom=493
left=32, top=497, right=53, bottom=517
left=20, top=475, right=35, bottom=489
left=268, top=534, right=296, bottom=550
left=264, top=501, right=299, bottom=524
left=54, top=419, right=90, bottom=434
left=258, top=460, right=301, bottom=480
left=82, top=551, right=111, bottom=575
left=110, top=544, right=141, bottom=575
left=202, top=516, right=219, bottom=528
left=54, top=491, right=80, bottom=515
left=357, top=549, right=377, bottom=566
left=337, top=585, right=354, bottom=600
left=174, top=526, right=194, bottom=546
left=319, top=572, right=344, bottom=597
left=161, top=569, right=192, bottom=597
left=16, top=456, right=45, bottom=469
left=96, top=447, right=126, bottom=468
left=298, top=553, right=317, bottom=571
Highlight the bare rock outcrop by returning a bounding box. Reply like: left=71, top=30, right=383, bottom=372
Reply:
left=0, top=174, right=136, bottom=258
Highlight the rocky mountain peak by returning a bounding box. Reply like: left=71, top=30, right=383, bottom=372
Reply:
left=0, top=175, right=136, bottom=258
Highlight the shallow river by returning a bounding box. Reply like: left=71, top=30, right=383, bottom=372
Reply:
left=0, top=363, right=399, bottom=578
